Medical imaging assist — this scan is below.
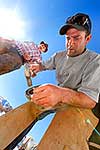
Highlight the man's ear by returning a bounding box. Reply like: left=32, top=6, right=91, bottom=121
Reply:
left=86, top=34, right=92, bottom=44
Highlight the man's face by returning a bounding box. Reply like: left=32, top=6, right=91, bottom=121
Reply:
left=65, top=28, right=91, bottom=57
left=39, top=44, right=47, bottom=52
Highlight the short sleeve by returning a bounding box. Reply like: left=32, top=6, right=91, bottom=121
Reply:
left=78, top=56, right=100, bottom=103
left=42, top=53, right=57, bottom=70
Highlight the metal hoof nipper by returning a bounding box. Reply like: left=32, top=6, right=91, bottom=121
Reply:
left=25, top=85, right=40, bottom=101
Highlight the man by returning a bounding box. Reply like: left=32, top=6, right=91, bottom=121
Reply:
left=0, top=37, right=48, bottom=75
left=30, top=13, right=100, bottom=150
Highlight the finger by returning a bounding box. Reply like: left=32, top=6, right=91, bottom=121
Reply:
left=33, top=88, right=44, bottom=94
left=31, top=94, right=47, bottom=103
left=33, top=84, right=48, bottom=93
left=30, top=68, right=37, bottom=74
left=30, top=64, right=39, bottom=70
left=30, top=70, right=36, bottom=77
left=35, top=99, right=48, bottom=105
left=35, top=100, right=50, bottom=108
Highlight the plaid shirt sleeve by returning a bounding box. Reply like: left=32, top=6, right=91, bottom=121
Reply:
left=15, top=41, right=42, bottom=63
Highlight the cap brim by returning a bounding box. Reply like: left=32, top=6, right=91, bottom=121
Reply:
left=59, top=24, right=85, bottom=35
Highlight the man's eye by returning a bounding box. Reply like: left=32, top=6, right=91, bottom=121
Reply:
left=66, top=37, right=70, bottom=40
left=74, top=37, right=79, bottom=40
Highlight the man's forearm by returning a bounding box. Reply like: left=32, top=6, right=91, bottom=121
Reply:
left=61, top=87, right=96, bottom=109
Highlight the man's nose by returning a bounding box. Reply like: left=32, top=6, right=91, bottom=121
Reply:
left=69, top=38, right=74, bottom=45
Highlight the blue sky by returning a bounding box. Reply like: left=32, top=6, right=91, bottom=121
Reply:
left=0, top=0, right=100, bottom=144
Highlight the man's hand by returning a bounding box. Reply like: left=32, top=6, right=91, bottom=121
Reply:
left=31, top=84, right=63, bottom=108
left=29, top=63, right=43, bottom=77
left=31, top=84, right=96, bottom=109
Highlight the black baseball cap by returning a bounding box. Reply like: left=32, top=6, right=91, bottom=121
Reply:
left=59, top=13, right=92, bottom=35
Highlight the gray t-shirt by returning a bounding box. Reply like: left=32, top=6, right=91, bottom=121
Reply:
left=42, top=49, right=100, bottom=103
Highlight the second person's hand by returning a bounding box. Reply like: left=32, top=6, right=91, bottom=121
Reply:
left=29, top=63, right=43, bottom=77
